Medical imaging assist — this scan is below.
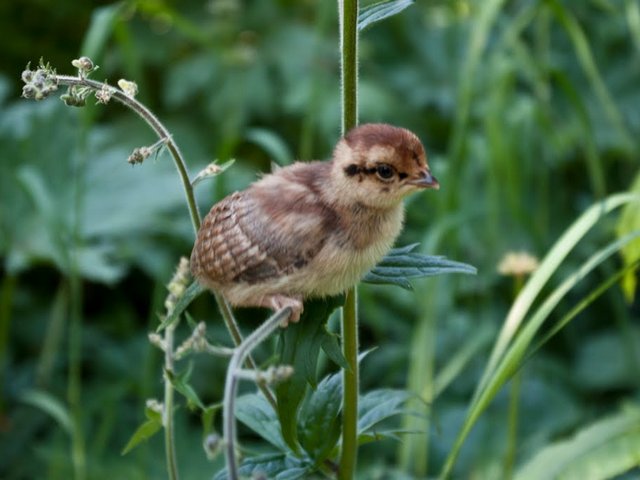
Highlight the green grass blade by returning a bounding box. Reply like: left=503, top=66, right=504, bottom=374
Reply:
left=476, top=193, right=639, bottom=401
left=547, top=0, right=633, bottom=150
left=440, top=228, right=640, bottom=479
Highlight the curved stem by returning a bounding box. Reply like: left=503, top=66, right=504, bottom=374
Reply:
left=223, top=308, right=291, bottom=479
left=55, top=75, right=202, bottom=232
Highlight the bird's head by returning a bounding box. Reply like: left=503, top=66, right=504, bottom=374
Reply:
left=330, top=123, right=439, bottom=209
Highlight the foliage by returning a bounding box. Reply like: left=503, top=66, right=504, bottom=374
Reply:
left=1, top=0, right=639, bottom=479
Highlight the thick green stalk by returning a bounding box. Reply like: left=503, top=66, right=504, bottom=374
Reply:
left=337, top=1, right=359, bottom=478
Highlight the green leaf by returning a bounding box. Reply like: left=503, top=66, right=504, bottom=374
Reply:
left=157, top=281, right=206, bottom=332
left=299, top=370, right=342, bottom=460
left=166, top=362, right=205, bottom=411
left=245, top=128, right=293, bottom=167
left=358, top=0, right=415, bottom=32
left=358, top=389, right=414, bottom=434
left=213, top=452, right=312, bottom=480
left=81, top=3, right=125, bottom=61
left=121, top=421, right=162, bottom=455
left=275, top=296, right=344, bottom=452
left=478, top=193, right=640, bottom=400
left=442, top=196, right=640, bottom=477
left=320, top=329, right=349, bottom=371
left=20, top=389, right=73, bottom=436
left=235, top=394, right=288, bottom=452
left=616, top=172, right=640, bottom=302
left=515, top=405, right=640, bottom=480
left=363, top=243, right=476, bottom=290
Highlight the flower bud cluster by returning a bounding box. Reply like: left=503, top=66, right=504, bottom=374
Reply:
left=165, top=257, right=190, bottom=314
left=21, top=61, right=58, bottom=101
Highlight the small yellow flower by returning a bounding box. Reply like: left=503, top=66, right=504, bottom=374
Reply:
left=498, top=251, right=539, bottom=277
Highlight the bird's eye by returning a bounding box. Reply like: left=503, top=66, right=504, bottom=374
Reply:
left=375, top=164, right=395, bottom=180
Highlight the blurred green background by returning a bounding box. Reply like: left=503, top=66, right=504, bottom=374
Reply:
left=1, top=0, right=639, bottom=478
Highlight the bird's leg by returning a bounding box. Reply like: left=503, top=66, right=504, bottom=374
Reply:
left=223, top=307, right=292, bottom=480
left=262, top=294, right=303, bottom=327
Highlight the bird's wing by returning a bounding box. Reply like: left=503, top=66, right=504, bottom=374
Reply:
left=192, top=182, right=338, bottom=285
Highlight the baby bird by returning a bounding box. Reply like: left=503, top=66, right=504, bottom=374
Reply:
left=190, top=123, right=439, bottom=324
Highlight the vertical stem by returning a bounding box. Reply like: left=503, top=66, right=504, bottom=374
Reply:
left=339, top=288, right=359, bottom=480
left=339, top=0, right=359, bottom=135
left=163, top=325, right=180, bottom=480
left=68, top=267, right=86, bottom=480
left=503, top=372, right=522, bottom=479
left=338, top=1, right=359, bottom=479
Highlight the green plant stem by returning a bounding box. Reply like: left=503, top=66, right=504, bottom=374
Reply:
left=340, top=288, right=359, bottom=480
left=68, top=267, right=85, bottom=480
left=56, top=75, right=201, bottom=233
left=503, top=372, right=521, bottom=479
left=54, top=71, right=279, bottom=477
left=163, top=325, right=180, bottom=480
left=338, top=0, right=359, bottom=478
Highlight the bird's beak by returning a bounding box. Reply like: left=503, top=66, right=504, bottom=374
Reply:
left=409, top=170, right=440, bottom=190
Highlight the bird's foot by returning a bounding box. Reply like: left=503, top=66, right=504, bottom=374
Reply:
left=266, top=295, right=303, bottom=327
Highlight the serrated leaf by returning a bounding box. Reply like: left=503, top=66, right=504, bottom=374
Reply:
left=299, top=371, right=343, bottom=460
left=358, top=389, right=414, bottom=434
left=121, top=417, right=162, bottom=455
left=358, top=0, right=415, bottom=31
left=363, top=244, right=477, bottom=290
left=275, top=296, right=344, bottom=452
left=235, top=394, right=288, bottom=452
left=157, top=281, right=206, bottom=332
left=214, top=452, right=312, bottom=480
left=166, top=363, right=205, bottom=411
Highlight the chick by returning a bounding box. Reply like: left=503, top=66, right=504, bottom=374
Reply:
left=190, top=123, right=439, bottom=324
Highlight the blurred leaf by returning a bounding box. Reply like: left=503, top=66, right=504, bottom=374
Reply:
left=275, top=296, right=343, bottom=452
left=442, top=204, right=640, bottom=477
left=616, top=172, right=640, bottom=302
left=547, top=0, right=633, bottom=150
left=245, top=128, right=293, bottom=167
left=573, top=327, right=640, bottom=391
left=298, top=370, right=342, bottom=460
left=166, top=362, right=205, bottom=411
left=121, top=406, right=163, bottom=455
left=235, top=393, right=288, bottom=452
left=478, top=193, right=640, bottom=400
left=363, top=243, right=477, bottom=290
left=121, top=420, right=162, bottom=455
left=358, top=388, right=414, bottom=435
left=358, top=0, right=414, bottom=32
left=157, top=281, right=206, bottom=332
left=81, top=3, right=125, bottom=61
left=516, top=405, right=640, bottom=480
left=20, top=389, right=73, bottom=436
